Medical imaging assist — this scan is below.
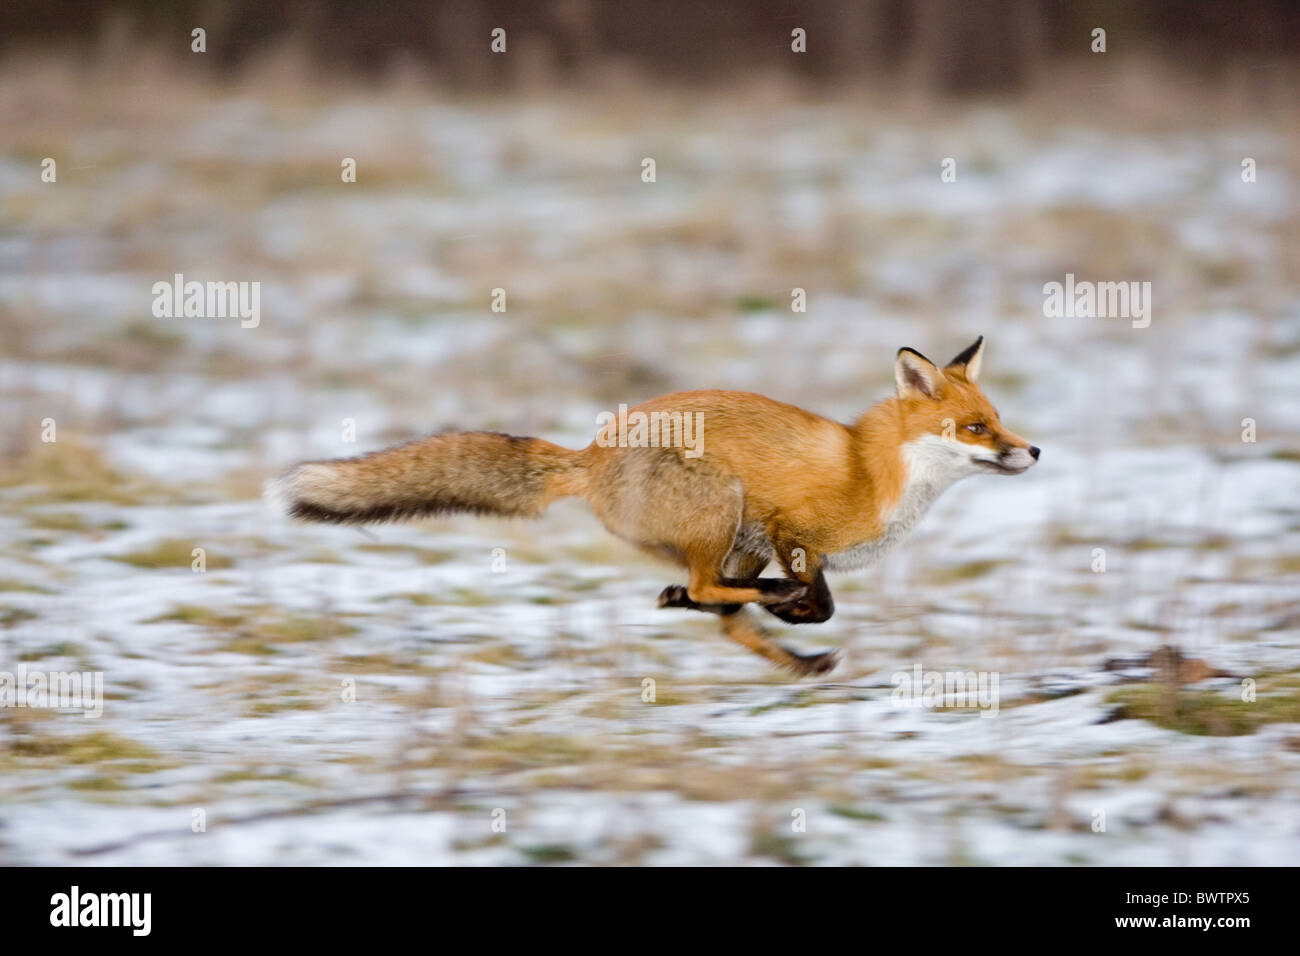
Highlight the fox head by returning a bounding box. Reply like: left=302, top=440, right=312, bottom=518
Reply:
left=893, top=336, right=1039, bottom=479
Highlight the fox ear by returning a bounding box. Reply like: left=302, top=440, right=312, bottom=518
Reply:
left=895, top=348, right=946, bottom=401
left=945, top=335, right=984, bottom=383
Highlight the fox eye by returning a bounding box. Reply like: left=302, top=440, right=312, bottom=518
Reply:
left=965, top=423, right=987, bottom=436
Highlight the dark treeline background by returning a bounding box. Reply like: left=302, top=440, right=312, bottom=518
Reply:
left=3, top=0, right=1299, bottom=93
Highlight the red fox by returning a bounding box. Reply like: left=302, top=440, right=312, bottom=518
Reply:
left=271, top=337, right=1038, bottom=676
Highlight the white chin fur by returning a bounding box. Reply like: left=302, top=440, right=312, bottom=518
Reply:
left=975, top=447, right=1037, bottom=474
left=909, top=434, right=986, bottom=482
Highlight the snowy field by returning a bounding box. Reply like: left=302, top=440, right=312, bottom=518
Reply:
left=1, top=59, right=1299, bottom=864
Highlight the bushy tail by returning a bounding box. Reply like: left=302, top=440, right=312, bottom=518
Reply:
left=269, top=432, right=587, bottom=525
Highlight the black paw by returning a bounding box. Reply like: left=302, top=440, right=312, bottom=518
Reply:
left=782, top=648, right=840, bottom=678
left=657, top=584, right=691, bottom=608
left=761, top=579, right=808, bottom=603
left=765, top=599, right=833, bottom=625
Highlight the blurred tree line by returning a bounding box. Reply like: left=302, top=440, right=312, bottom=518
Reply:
left=3, top=0, right=1297, bottom=92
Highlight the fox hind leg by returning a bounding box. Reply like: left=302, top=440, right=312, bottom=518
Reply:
left=719, top=607, right=839, bottom=677
left=660, top=552, right=838, bottom=676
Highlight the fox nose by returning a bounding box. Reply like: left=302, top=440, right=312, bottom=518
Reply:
left=1029, top=446, right=1041, bottom=460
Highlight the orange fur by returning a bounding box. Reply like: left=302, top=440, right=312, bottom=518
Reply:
left=274, top=337, right=1036, bottom=675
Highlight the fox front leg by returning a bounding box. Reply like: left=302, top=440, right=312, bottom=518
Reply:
left=657, top=551, right=804, bottom=615
left=764, top=568, right=834, bottom=624
left=657, top=584, right=740, bottom=615
left=657, top=576, right=805, bottom=614
left=661, top=552, right=837, bottom=677
left=764, top=534, right=835, bottom=625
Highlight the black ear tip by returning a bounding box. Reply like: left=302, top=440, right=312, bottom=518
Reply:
left=896, top=347, right=939, bottom=370
left=948, top=336, right=985, bottom=367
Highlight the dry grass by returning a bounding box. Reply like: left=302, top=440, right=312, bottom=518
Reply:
left=0, top=46, right=1298, bottom=864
